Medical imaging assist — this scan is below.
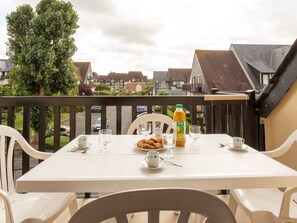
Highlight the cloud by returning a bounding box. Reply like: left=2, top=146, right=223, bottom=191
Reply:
left=101, top=20, right=160, bottom=45
left=71, top=0, right=115, bottom=14
left=3, top=0, right=297, bottom=78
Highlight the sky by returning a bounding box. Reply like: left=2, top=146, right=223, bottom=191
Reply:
left=1, top=0, right=297, bottom=78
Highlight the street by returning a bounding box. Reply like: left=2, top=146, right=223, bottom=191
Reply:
left=63, top=106, right=133, bottom=136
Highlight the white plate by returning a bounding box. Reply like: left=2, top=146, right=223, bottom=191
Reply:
left=134, top=142, right=164, bottom=152
left=136, top=146, right=164, bottom=152
left=141, top=160, right=164, bottom=170
left=68, top=143, right=92, bottom=152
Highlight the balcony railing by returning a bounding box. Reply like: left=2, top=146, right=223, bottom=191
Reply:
left=182, top=83, right=203, bottom=93
left=0, top=89, right=258, bottom=175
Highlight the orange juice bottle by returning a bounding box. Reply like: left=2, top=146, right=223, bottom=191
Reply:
left=173, top=104, right=186, bottom=147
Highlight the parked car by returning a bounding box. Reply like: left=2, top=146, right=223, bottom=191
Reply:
left=136, top=106, right=147, bottom=114
left=46, top=125, right=70, bottom=137
left=93, top=118, right=109, bottom=131
left=91, top=106, right=101, bottom=113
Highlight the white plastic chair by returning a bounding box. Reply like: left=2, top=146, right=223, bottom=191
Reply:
left=0, top=125, right=78, bottom=223
left=127, top=113, right=174, bottom=135
left=69, top=188, right=237, bottom=223
left=228, top=129, right=297, bottom=223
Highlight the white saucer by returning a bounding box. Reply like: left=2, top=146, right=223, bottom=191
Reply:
left=228, top=146, right=248, bottom=152
left=141, top=160, right=164, bottom=170
left=68, top=143, right=92, bottom=152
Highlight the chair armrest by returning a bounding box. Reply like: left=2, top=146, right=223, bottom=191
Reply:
left=279, top=187, right=297, bottom=222
left=0, top=189, right=14, bottom=223
left=27, top=150, right=52, bottom=160
left=262, top=150, right=283, bottom=158
left=13, top=130, right=52, bottom=160
left=262, top=130, right=297, bottom=158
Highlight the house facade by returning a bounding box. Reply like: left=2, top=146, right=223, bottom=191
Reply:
left=256, top=39, right=297, bottom=170
left=0, top=59, right=13, bottom=86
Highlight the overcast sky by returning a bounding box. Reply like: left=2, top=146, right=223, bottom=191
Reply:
left=1, top=0, right=297, bottom=77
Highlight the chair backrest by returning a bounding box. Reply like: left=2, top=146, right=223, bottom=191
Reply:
left=127, top=114, right=174, bottom=135
left=0, top=125, right=51, bottom=193
left=263, top=129, right=297, bottom=158
left=0, top=189, right=14, bottom=223
left=69, top=188, right=236, bottom=223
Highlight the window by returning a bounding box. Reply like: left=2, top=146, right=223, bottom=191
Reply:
left=261, top=73, right=273, bottom=85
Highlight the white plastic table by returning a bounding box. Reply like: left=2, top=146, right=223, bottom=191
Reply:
left=16, top=134, right=297, bottom=193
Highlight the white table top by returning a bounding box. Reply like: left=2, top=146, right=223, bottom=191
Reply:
left=16, top=134, right=297, bottom=193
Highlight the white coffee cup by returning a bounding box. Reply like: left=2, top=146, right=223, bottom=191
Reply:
left=145, top=150, right=160, bottom=168
left=233, top=137, right=245, bottom=149
left=76, top=135, right=88, bottom=148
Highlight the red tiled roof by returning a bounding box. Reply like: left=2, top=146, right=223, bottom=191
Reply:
left=126, top=82, right=146, bottom=92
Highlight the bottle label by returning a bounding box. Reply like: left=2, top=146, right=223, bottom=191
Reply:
left=175, top=121, right=185, bottom=142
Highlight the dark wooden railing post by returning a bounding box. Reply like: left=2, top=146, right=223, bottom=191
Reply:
left=243, top=90, right=258, bottom=150
left=38, top=106, right=47, bottom=155
left=22, top=106, right=31, bottom=174
left=210, top=88, right=219, bottom=133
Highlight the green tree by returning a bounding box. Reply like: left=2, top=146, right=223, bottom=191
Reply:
left=95, top=83, right=111, bottom=92
left=0, top=85, right=14, bottom=96
left=6, top=0, right=79, bottom=132
left=6, top=0, right=79, bottom=96
left=158, top=90, right=170, bottom=95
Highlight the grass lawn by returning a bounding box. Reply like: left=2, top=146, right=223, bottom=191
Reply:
left=2, top=112, right=70, bottom=149
left=46, top=136, right=70, bottom=149
left=3, top=112, right=70, bottom=132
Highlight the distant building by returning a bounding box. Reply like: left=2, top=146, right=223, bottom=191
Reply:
left=74, top=62, right=93, bottom=85
left=98, top=71, right=147, bottom=90
left=190, top=50, right=252, bottom=94
left=153, top=71, right=170, bottom=95
left=153, top=68, right=191, bottom=95
left=126, top=82, right=146, bottom=93
left=0, top=59, right=13, bottom=86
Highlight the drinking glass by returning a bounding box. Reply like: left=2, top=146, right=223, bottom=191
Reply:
left=189, top=125, right=201, bottom=147
left=99, top=129, right=112, bottom=153
left=139, top=123, right=151, bottom=139
left=162, top=133, right=175, bottom=159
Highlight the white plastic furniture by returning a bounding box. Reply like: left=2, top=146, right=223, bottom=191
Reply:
left=127, top=113, right=174, bottom=134
left=0, top=125, right=78, bottom=223
left=16, top=134, right=297, bottom=193
left=69, top=188, right=236, bottom=223
left=229, top=129, right=297, bottom=223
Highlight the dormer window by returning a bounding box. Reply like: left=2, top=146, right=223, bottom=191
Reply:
left=261, top=73, right=274, bottom=85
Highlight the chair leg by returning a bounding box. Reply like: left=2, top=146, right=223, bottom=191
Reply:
left=228, top=193, right=238, bottom=215
left=251, top=211, right=279, bottom=223
left=68, top=196, right=79, bottom=217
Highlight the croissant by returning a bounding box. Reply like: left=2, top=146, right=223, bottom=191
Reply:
left=136, top=137, right=163, bottom=149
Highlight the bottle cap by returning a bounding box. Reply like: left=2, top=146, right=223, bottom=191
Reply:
left=176, top=104, right=183, bottom=108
